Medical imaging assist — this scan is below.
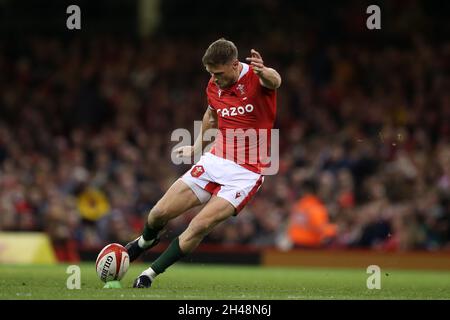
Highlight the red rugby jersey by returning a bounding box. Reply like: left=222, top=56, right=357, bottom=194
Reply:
left=206, top=63, right=277, bottom=174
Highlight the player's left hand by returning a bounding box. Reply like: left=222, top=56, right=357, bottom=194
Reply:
left=246, top=49, right=265, bottom=75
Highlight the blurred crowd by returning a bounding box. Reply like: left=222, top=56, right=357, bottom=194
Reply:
left=1, top=2, right=450, bottom=259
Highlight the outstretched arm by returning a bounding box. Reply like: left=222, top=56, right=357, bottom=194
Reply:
left=246, top=49, right=281, bottom=90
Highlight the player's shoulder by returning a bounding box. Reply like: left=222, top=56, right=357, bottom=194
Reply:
left=206, top=77, right=217, bottom=94
left=238, top=63, right=257, bottom=89
left=241, top=62, right=255, bottom=80
left=244, top=64, right=277, bottom=94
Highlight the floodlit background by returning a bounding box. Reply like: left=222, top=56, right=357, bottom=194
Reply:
left=0, top=0, right=449, bottom=270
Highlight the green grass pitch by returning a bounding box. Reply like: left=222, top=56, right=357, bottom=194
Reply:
left=0, top=263, right=449, bottom=299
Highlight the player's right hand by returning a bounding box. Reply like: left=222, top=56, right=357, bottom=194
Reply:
left=173, top=146, right=195, bottom=158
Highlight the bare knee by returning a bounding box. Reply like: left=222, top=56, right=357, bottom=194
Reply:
left=186, top=218, right=215, bottom=240
left=178, top=217, right=220, bottom=254
left=147, top=205, right=170, bottom=228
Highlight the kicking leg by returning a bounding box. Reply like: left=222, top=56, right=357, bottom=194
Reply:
left=134, top=195, right=235, bottom=288
left=126, top=179, right=202, bottom=262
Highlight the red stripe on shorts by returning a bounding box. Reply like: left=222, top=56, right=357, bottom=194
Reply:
left=204, top=181, right=221, bottom=195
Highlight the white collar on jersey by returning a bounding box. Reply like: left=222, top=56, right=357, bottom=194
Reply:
left=238, top=62, right=249, bottom=80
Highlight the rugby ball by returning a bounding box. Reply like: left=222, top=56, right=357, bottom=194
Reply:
left=95, top=243, right=130, bottom=283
